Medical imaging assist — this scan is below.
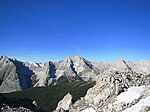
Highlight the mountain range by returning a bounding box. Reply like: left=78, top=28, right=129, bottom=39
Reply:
left=0, top=55, right=150, bottom=93
left=0, top=55, right=150, bottom=112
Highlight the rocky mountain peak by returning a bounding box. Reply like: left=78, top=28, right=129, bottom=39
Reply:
left=112, top=59, right=131, bottom=72
left=66, top=56, right=93, bottom=68
left=115, top=59, right=126, bottom=65
left=0, top=56, right=11, bottom=64
left=65, top=56, right=84, bottom=64
left=0, top=56, right=9, bottom=60
left=29, top=61, right=40, bottom=67
left=67, top=56, right=83, bottom=60
left=44, top=61, right=53, bottom=67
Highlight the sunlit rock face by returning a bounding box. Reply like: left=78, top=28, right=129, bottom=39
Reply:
left=0, top=56, right=23, bottom=93
left=69, top=70, right=150, bottom=112
left=55, top=93, right=72, bottom=112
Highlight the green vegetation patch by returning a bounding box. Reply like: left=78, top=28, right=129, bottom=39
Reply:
left=4, top=81, right=95, bottom=112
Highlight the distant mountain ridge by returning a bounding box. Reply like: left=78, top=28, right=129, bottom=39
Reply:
left=0, top=55, right=150, bottom=93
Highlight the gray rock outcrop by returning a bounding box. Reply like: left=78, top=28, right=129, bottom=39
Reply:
left=55, top=93, right=72, bottom=112
left=69, top=70, right=150, bottom=112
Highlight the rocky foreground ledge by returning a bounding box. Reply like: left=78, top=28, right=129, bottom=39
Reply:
left=54, top=70, right=150, bottom=112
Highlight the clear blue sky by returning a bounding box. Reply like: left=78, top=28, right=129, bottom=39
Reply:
left=0, top=0, right=150, bottom=62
